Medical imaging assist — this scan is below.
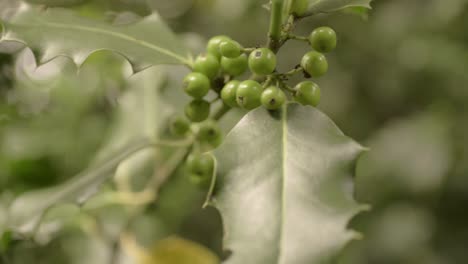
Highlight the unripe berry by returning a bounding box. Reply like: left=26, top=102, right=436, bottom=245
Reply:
left=185, top=99, right=210, bottom=122
left=219, top=39, right=242, bottom=58
left=183, top=72, right=210, bottom=98
left=261, top=86, right=286, bottom=110
left=294, top=81, right=321, bottom=106
left=301, top=51, right=328, bottom=77
left=291, top=0, right=309, bottom=16
left=236, top=80, right=263, bottom=110
left=206, top=35, right=231, bottom=59
left=197, top=120, right=223, bottom=149
left=221, top=54, right=248, bottom=76
left=248, top=48, right=277, bottom=75
left=309, top=27, right=337, bottom=53
left=169, top=116, right=190, bottom=136
left=186, top=153, right=214, bottom=187
left=221, top=80, right=240, bottom=107
left=193, top=54, right=220, bottom=79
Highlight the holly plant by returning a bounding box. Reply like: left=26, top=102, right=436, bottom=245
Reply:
left=0, top=0, right=373, bottom=263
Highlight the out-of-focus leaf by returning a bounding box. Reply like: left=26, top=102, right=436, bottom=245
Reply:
left=140, top=236, right=219, bottom=264
left=5, top=138, right=153, bottom=235
left=307, top=0, right=372, bottom=15
left=0, top=229, right=12, bottom=253
left=356, top=110, right=453, bottom=202
left=93, top=66, right=169, bottom=161
left=0, top=5, right=191, bottom=72
left=24, top=0, right=87, bottom=6
left=4, top=65, right=175, bottom=235
left=282, top=0, right=372, bottom=22
left=210, top=104, right=366, bottom=264
left=342, top=6, right=370, bottom=20
left=0, top=0, right=20, bottom=20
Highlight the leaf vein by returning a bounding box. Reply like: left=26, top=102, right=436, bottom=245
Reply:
left=12, top=21, right=190, bottom=65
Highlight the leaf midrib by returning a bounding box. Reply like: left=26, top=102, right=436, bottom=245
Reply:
left=9, top=20, right=190, bottom=65
left=278, top=105, right=288, bottom=264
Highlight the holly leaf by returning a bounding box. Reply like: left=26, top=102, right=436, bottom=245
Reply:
left=307, top=0, right=372, bottom=14
left=6, top=138, right=153, bottom=235
left=209, top=104, right=367, bottom=263
left=0, top=4, right=191, bottom=72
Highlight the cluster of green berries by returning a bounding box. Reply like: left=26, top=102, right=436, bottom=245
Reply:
left=182, top=35, right=248, bottom=123
left=219, top=26, right=336, bottom=111
left=170, top=26, right=337, bottom=187
left=169, top=116, right=221, bottom=187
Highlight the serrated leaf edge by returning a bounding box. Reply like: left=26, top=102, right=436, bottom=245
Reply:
left=205, top=104, right=370, bottom=263
left=0, top=4, right=193, bottom=73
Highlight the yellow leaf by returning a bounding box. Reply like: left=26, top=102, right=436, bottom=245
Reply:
left=140, top=236, right=219, bottom=264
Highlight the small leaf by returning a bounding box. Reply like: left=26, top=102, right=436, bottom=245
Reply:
left=307, top=0, right=372, bottom=15
left=0, top=4, right=191, bottom=71
left=140, top=236, right=219, bottom=264
left=210, top=104, right=367, bottom=263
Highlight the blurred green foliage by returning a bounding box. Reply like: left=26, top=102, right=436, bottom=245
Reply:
left=1, top=0, right=468, bottom=263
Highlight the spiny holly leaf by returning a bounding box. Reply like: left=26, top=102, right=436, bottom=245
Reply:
left=209, top=104, right=367, bottom=264
left=307, top=0, right=372, bottom=14
left=0, top=4, right=191, bottom=72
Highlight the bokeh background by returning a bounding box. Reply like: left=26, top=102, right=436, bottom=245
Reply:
left=1, top=0, right=468, bottom=263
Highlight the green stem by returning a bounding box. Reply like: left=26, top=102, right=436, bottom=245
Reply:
left=268, top=0, right=284, bottom=52
left=288, top=34, right=308, bottom=42
left=278, top=66, right=303, bottom=77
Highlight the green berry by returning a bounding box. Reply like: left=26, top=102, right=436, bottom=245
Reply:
left=248, top=48, right=277, bottom=75
left=189, top=172, right=212, bottom=188
left=221, top=80, right=240, bottom=107
left=193, top=54, right=220, bottom=79
left=236, top=80, right=263, bottom=110
left=219, top=39, right=242, bottom=58
left=169, top=116, right=190, bottom=136
left=291, top=0, right=308, bottom=16
left=185, top=99, right=210, bottom=122
left=309, top=27, right=337, bottom=53
left=183, top=72, right=210, bottom=98
left=197, top=120, right=223, bottom=149
left=301, top=51, right=328, bottom=77
left=294, top=81, right=321, bottom=106
left=207, top=35, right=231, bottom=59
left=261, top=86, right=286, bottom=110
left=185, top=153, right=214, bottom=179
left=221, top=54, right=248, bottom=76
